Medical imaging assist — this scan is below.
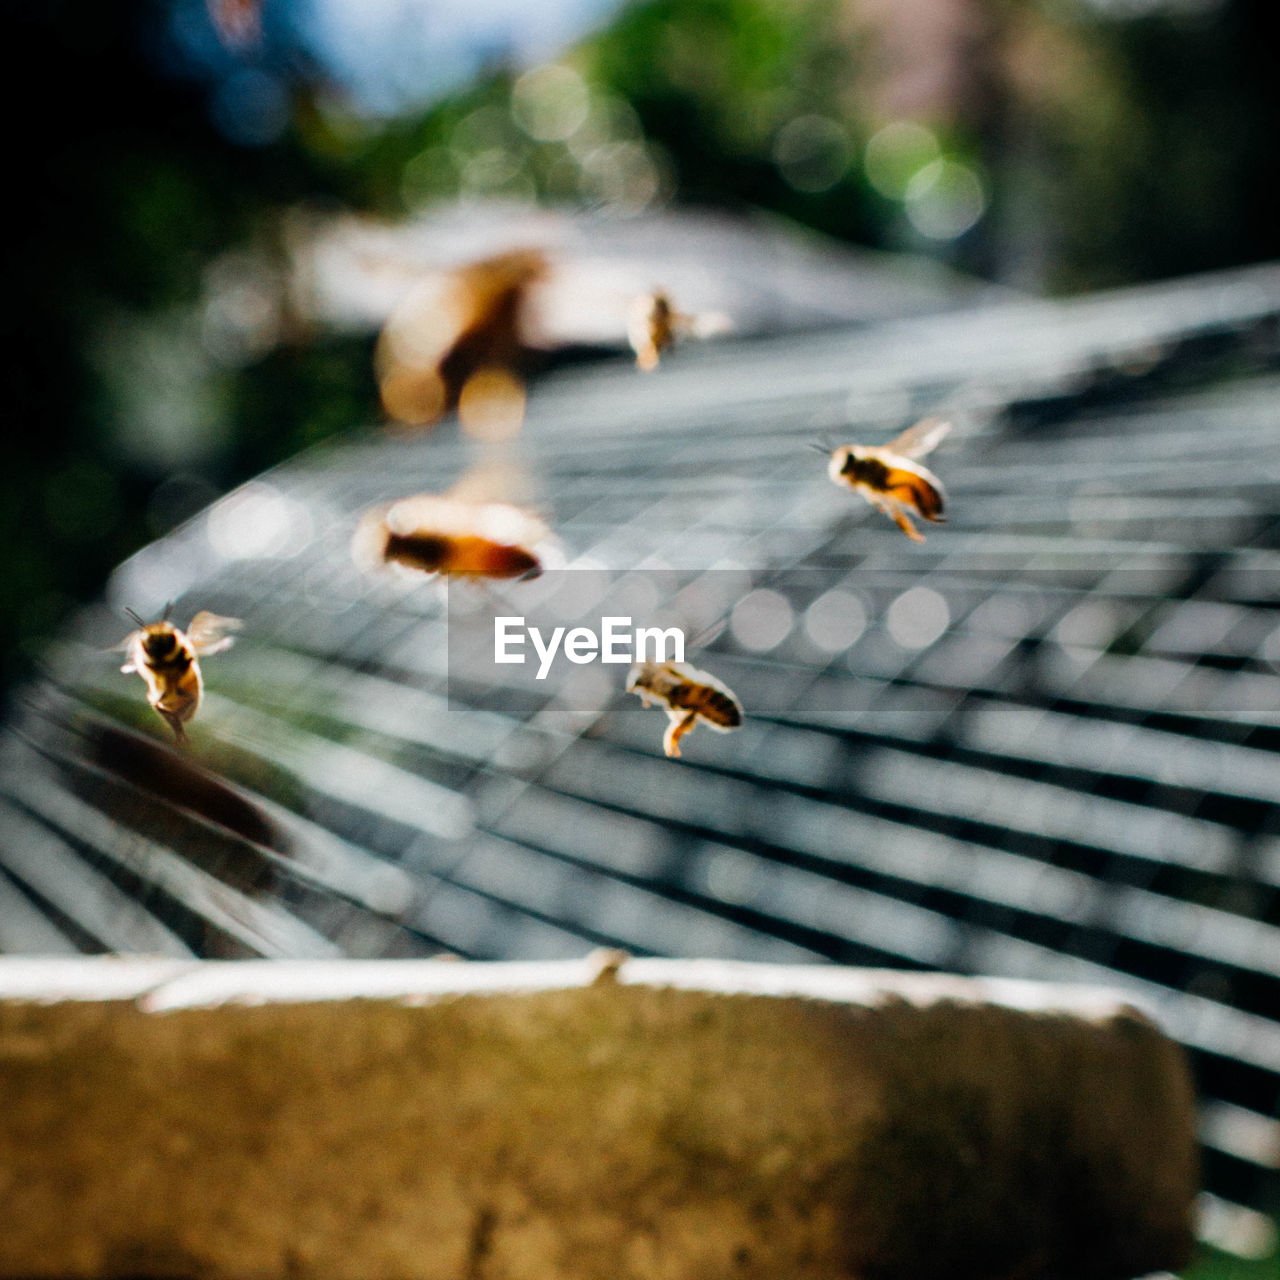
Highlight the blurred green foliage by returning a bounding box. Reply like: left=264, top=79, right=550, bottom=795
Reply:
left=1025, top=3, right=1280, bottom=288
left=1182, top=1244, right=1279, bottom=1278
left=581, top=0, right=872, bottom=233
left=4, top=0, right=1280, bottom=707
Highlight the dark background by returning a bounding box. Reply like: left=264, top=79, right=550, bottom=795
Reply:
left=4, top=0, right=1280, bottom=700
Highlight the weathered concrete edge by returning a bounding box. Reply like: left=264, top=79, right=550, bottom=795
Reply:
left=0, top=954, right=1157, bottom=1023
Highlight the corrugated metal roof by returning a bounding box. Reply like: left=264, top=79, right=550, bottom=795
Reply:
left=3, top=257, right=1279, bottom=1250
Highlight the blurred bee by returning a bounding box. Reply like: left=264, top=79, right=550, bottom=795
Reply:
left=376, top=249, right=549, bottom=426
left=119, top=608, right=241, bottom=743
left=822, top=417, right=951, bottom=543
left=626, top=660, right=743, bottom=759
left=627, top=290, right=731, bottom=372
left=353, top=494, right=548, bottom=581
left=207, top=0, right=261, bottom=48
left=628, top=290, right=685, bottom=372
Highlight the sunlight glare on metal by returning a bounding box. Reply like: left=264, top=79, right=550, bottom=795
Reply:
left=1261, top=623, right=1280, bottom=671
left=541, top=566, right=612, bottom=619
left=1195, top=1191, right=1279, bottom=1261
left=602, top=572, right=663, bottom=624
left=206, top=482, right=312, bottom=561
left=966, top=592, right=1036, bottom=641
left=564, top=666, right=614, bottom=717
left=1053, top=600, right=1119, bottom=649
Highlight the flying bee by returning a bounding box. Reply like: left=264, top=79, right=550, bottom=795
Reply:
left=626, top=660, right=743, bottom=759
left=207, top=0, right=261, bottom=48
left=353, top=494, right=548, bottom=581
left=627, top=289, right=730, bottom=372
left=376, top=249, right=549, bottom=427
left=628, top=290, right=685, bottom=372
left=118, top=607, right=241, bottom=743
left=822, top=417, right=952, bottom=543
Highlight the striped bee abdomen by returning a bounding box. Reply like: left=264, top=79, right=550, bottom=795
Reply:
left=886, top=467, right=946, bottom=521
left=672, top=682, right=743, bottom=728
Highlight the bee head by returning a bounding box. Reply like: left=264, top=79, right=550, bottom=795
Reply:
left=625, top=664, right=651, bottom=692
left=822, top=445, right=848, bottom=480
left=141, top=625, right=180, bottom=661
left=383, top=531, right=449, bottom=572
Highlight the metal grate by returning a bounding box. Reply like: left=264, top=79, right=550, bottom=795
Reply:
left=3, top=261, right=1280, bottom=1253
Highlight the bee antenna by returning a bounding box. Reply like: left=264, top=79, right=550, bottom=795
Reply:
left=161, top=600, right=174, bottom=623
left=806, top=439, right=832, bottom=455
left=124, top=607, right=146, bottom=627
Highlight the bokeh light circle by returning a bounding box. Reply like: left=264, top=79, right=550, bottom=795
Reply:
left=863, top=121, right=940, bottom=199
left=804, top=589, right=868, bottom=653
left=512, top=65, right=590, bottom=142
left=886, top=587, right=950, bottom=649
left=731, top=589, right=794, bottom=652
left=904, top=160, right=985, bottom=240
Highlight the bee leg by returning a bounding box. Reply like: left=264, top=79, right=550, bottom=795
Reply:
left=160, top=711, right=188, bottom=747
left=890, top=503, right=925, bottom=543
left=663, top=711, right=697, bottom=759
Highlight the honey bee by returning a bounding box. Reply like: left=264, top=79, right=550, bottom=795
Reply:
left=207, top=0, right=261, bottom=48
left=628, top=290, right=685, bottom=372
left=627, top=290, right=730, bottom=372
left=626, top=661, right=744, bottom=758
left=823, top=417, right=952, bottom=543
left=119, top=608, right=241, bottom=742
left=376, top=249, right=549, bottom=426
left=353, top=494, right=548, bottom=581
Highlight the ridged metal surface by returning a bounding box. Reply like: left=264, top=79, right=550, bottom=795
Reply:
left=3, top=261, right=1280, bottom=1250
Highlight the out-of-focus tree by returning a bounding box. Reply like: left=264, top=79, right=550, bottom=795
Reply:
left=0, top=0, right=370, bottom=698
left=1001, top=0, right=1280, bottom=289
left=576, top=0, right=1280, bottom=290
left=5, top=0, right=1280, bottom=703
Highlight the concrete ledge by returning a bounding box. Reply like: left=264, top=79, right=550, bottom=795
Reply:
left=0, top=957, right=1197, bottom=1279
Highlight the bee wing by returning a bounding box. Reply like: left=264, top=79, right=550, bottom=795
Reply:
left=186, top=611, right=243, bottom=656
left=110, top=630, right=142, bottom=671
left=683, top=310, right=732, bottom=340
left=447, top=458, right=538, bottom=508
left=885, top=417, right=951, bottom=460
